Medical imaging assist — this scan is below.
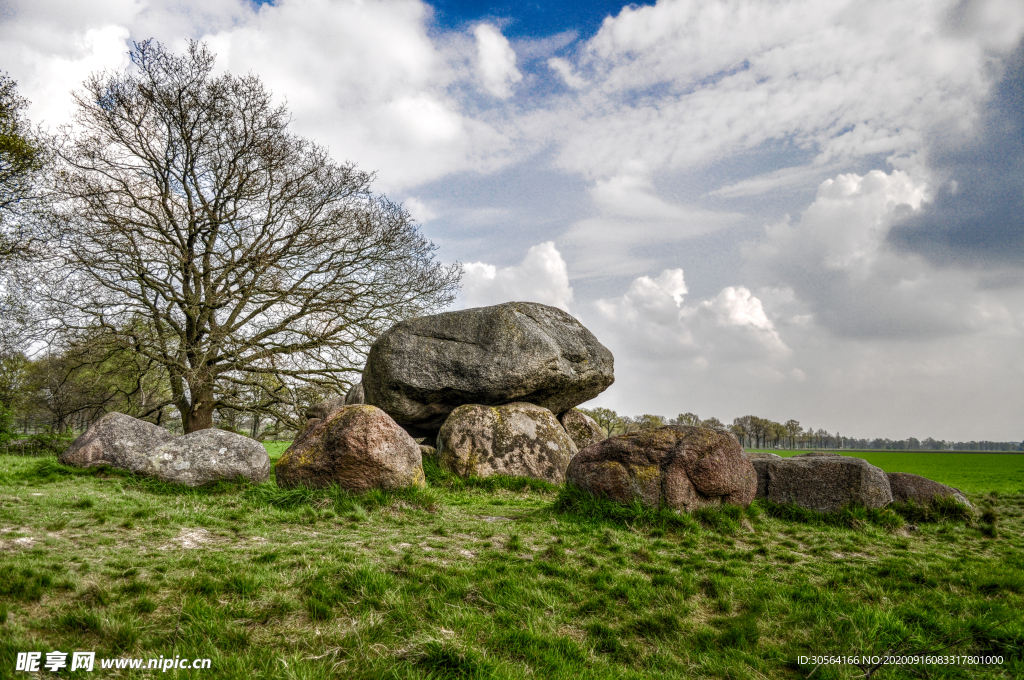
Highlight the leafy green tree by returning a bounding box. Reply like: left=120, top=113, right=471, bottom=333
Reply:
left=701, top=416, right=725, bottom=430
left=577, top=407, right=621, bottom=438
left=634, top=414, right=666, bottom=430
left=784, top=419, right=801, bottom=449
left=671, top=412, right=701, bottom=426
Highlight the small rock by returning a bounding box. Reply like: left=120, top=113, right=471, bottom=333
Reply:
left=437, top=402, right=578, bottom=483
left=305, top=397, right=346, bottom=421
left=275, top=405, right=425, bottom=491
left=565, top=425, right=757, bottom=511
left=61, top=413, right=269, bottom=487
left=558, top=409, right=605, bottom=450
left=345, top=382, right=365, bottom=405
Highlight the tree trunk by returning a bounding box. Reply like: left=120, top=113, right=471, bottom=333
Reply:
left=183, top=382, right=215, bottom=433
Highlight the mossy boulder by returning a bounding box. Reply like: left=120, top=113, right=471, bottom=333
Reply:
left=756, top=452, right=893, bottom=512
left=144, top=429, right=270, bottom=487
left=887, top=472, right=972, bottom=508
left=437, top=402, right=578, bottom=483
left=61, top=413, right=268, bottom=487
left=565, top=425, right=757, bottom=511
left=275, top=405, right=425, bottom=490
left=559, top=409, right=605, bottom=450
left=363, top=301, right=614, bottom=431
left=61, top=412, right=174, bottom=470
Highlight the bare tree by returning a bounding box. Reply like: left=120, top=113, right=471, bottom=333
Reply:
left=0, top=72, right=46, bottom=262
left=43, top=40, right=460, bottom=433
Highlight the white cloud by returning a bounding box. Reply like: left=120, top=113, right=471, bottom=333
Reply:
left=744, top=168, right=1011, bottom=338
left=459, top=241, right=574, bottom=312
left=473, top=23, right=522, bottom=99
left=547, top=57, right=586, bottom=89
left=542, top=0, right=1024, bottom=182
left=0, top=0, right=521, bottom=192
left=403, top=196, right=437, bottom=224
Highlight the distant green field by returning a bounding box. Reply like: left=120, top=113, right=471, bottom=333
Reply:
left=748, top=449, right=1024, bottom=495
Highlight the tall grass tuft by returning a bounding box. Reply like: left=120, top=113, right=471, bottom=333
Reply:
left=760, top=500, right=905, bottom=530
left=553, top=484, right=703, bottom=533
left=890, top=495, right=974, bottom=523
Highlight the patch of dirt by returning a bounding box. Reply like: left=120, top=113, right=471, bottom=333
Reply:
left=0, top=536, right=35, bottom=550
left=160, top=528, right=227, bottom=550
left=476, top=515, right=514, bottom=522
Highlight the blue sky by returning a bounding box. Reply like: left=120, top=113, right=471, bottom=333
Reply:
left=2, top=0, right=1023, bottom=440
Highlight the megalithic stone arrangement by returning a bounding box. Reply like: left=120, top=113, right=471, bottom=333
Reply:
left=59, top=302, right=975, bottom=510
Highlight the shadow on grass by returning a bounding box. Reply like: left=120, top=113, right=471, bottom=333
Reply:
left=422, top=456, right=559, bottom=494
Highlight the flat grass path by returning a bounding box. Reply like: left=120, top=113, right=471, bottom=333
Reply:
left=750, top=450, right=1024, bottom=495
left=1, top=452, right=1022, bottom=680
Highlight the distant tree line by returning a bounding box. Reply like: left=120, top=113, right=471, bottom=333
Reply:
left=576, top=408, right=1024, bottom=453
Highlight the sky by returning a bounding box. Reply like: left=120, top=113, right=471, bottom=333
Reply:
left=1, top=0, right=1022, bottom=441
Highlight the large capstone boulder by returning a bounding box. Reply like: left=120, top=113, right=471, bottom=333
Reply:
left=363, top=302, right=614, bottom=431
left=437, top=402, right=578, bottom=483
left=61, top=412, right=175, bottom=470
left=143, top=429, right=270, bottom=487
left=559, top=409, right=605, bottom=450
left=887, top=472, right=972, bottom=508
left=566, top=426, right=757, bottom=511
left=756, top=452, right=893, bottom=512
left=345, top=382, right=365, bottom=405
left=275, top=405, right=425, bottom=490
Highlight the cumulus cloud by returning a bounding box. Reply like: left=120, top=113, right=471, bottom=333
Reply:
left=547, top=57, right=586, bottom=89
left=582, top=260, right=1022, bottom=441
left=743, top=168, right=1022, bottom=339
left=0, top=0, right=520, bottom=191
left=592, top=266, right=788, bottom=363
left=890, top=40, right=1024, bottom=268
left=473, top=23, right=522, bottom=98
left=544, top=0, right=1024, bottom=185
left=459, top=241, right=573, bottom=311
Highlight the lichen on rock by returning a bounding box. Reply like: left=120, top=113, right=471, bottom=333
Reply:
left=437, top=402, right=578, bottom=483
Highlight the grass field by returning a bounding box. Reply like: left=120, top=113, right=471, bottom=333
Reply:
left=746, top=450, right=1024, bottom=495
left=1, top=450, right=1022, bottom=679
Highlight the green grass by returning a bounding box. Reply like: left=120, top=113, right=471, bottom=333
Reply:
left=0, top=450, right=1021, bottom=679
left=749, top=449, right=1024, bottom=494
left=261, top=440, right=292, bottom=458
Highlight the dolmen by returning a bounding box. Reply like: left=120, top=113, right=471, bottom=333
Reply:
left=297, top=301, right=615, bottom=486
left=60, top=412, right=270, bottom=487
